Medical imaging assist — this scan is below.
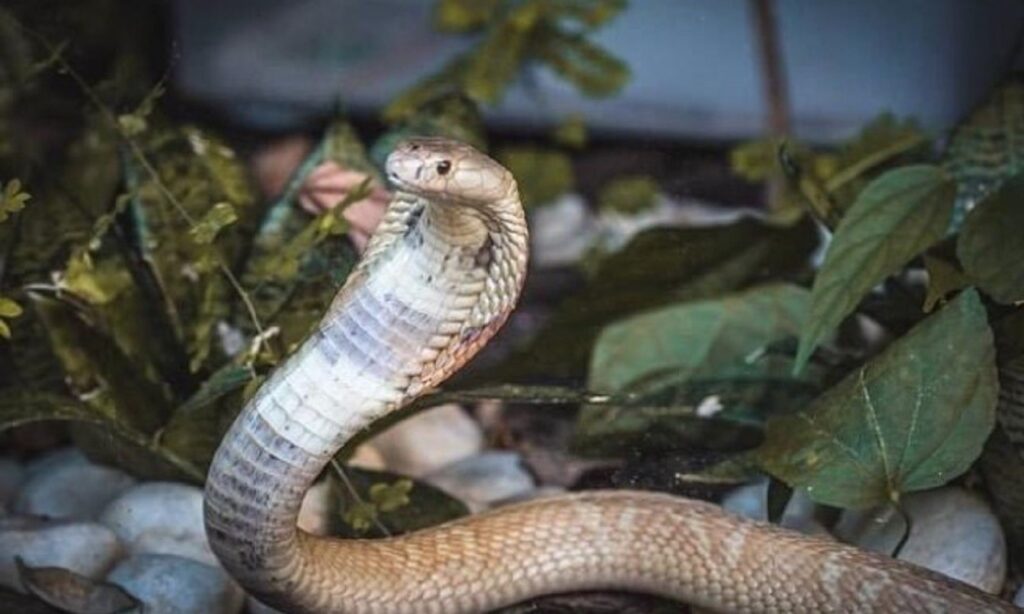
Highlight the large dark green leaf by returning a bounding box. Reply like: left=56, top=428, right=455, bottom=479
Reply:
left=491, top=217, right=818, bottom=382
left=795, top=165, right=956, bottom=371
left=589, top=284, right=809, bottom=392
left=760, top=289, right=997, bottom=509
left=957, top=172, right=1024, bottom=304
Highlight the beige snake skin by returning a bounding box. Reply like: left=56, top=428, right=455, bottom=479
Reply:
left=204, top=138, right=1016, bottom=613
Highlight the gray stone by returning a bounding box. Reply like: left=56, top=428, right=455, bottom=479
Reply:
left=99, top=482, right=216, bottom=566
left=369, top=404, right=483, bottom=478
left=14, top=450, right=135, bottom=520
left=107, top=554, right=244, bottom=614
left=835, top=487, right=1006, bottom=593
left=720, top=480, right=830, bottom=537
left=1015, top=584, right=1024, bottom=607
left=0, top=518, right=122, bottom=592
left=424, top=451, right=535, bottom=512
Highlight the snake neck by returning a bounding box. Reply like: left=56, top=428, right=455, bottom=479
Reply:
left=203, top=191, right=527, bottom=609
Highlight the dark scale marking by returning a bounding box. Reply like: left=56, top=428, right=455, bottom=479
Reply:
left=311, top=328, right=341, bottom=364
left=474, top=235, right=494, bottom=268
left=321, top=311, right=398, bottom=382
left=357, top=290, right=427, bottom=354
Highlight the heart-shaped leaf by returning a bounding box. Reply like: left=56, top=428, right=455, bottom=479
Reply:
left=957, top=172, right=1024, bottom=304
left=761, top=289, right=997, bottom=509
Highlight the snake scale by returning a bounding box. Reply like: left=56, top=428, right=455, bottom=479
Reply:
left=204, top=138, right=1016, bottom=613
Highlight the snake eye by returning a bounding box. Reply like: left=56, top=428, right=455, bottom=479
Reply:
left=436, top=160, right=452, bottom=175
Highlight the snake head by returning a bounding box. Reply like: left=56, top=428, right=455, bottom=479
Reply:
left=386, top=137, right=516, bottom=207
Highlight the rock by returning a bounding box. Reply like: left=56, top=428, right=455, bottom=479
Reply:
left=835, top=487, right=1006, bottom=593
left=107, top=554, right=244, bottom=614
left=99, top=482, right=216, bottom=566
left=347, top=443, right=386, bottom=471
left=720, top=480, right=830, bottom=537
left=531, top=194, right=599, bottom=267
left=296, top=480, right=333, bottom=537
left=1015, top=585, right=1024, bottom=607
left=369, top=404, right=483, bottom=478
left=0, top=518, right=122, bottom=592
left=14, top=449, right=135, bottom=520
left=0, top=457, right=24, bottom=508
left=424, top=451, right=535, bottom=512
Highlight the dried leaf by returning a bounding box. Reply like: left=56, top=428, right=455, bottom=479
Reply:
left=17, top=558, right=139, bottom=614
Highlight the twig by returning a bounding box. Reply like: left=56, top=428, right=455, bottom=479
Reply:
left=750, top=0, right=790, bottom=136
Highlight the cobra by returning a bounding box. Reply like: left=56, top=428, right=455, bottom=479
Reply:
left=203, top=137, right=1015, bottom=613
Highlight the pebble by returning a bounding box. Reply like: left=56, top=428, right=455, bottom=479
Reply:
left=99, top=482, right=217, bottom=566
left=14, top=449, right=135, bottom=520
left=0, top=457, right=24, bottom=509
left=531, top=194, right=599, bottom=267
left=107, top=554, right=244, bottom=614
left=424, top=451, right=535, bottom=512
left=720, top=480, right=830, bottom=537
left=0, top=518, right=122, bottom=592
left=834, top=487, right=1006, bottom=593
left=296, top=479, right=333, bottom=536
left=369, top=404, right=483, bottom=478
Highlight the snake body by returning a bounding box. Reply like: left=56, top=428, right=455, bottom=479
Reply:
left=204, top=138, right=1015, bottom=613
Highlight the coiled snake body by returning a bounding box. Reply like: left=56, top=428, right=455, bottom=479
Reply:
left=204, top=138, right=1015, bottom=613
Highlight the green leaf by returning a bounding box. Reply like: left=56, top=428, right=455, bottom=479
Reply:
left=497, top=146, right=574, bottom=208
left=760, top=289, right=997, bottom=508
left=589, top=284, right=810, bottom=393
left=0, top=320, right=10, bottom=339
left=922, top=252, right=970, bottom=313
left=944, top=79, right=1024, bottom=228
left=332, top=467, right=467, bottom=538
left=552, top=113, right=587, bottom=148
left=535, top=25, right=629, bottom=98
left=435, top=0, right=501, bottom=31
left=795, top=165, right=956, bottom=371
left=0, top=297, right=22, bottom=318
left=0, top=178, right=30, bottom=222
left=189, top=201, right=237, bottom=245
left=957, top=172, right=1024, bottom=304
left=597, top=175, right=659, bottom=214
left=489, top=217, right=818, bottom=382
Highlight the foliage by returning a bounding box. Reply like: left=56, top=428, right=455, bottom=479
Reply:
left=597, top=175, right=658, bottom=214
left=760, top=290, right=996, bottom=508
left=385, top=0, right=629, bottom=121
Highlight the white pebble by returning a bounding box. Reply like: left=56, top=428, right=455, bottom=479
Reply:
left=369, top=404, right=483, bottom=478
left=107, top=554, right=244, bottom=614
left=0, top=518, right=122, bottom=592
left=424, top=451, right=535, bottom=512
left=14, top=450, right=135, bottom=520
left=835, top=487, right=1006, bottom=593
left=99, top=482, right=216, bottom=566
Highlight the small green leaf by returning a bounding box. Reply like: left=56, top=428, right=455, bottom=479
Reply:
left=369, top=479, right=413, bottom=513
left=0, top=178, right=31, bottom=222
left=795, top=165, right=956, bottom=371
left=333, top=467, right=467, bottom=538
left=552, top=113, right=587, bottom=148
left=189, top=202, right=238, bottom=245
left=597, top=175, right=658, bottom=214
left=760, top=289, right=997, bottom=509
left=957, top=172, right=1024, bottom=304
left=0, top=297, right=22, bottom=318
left=0, top=320, right=11, bottom=339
